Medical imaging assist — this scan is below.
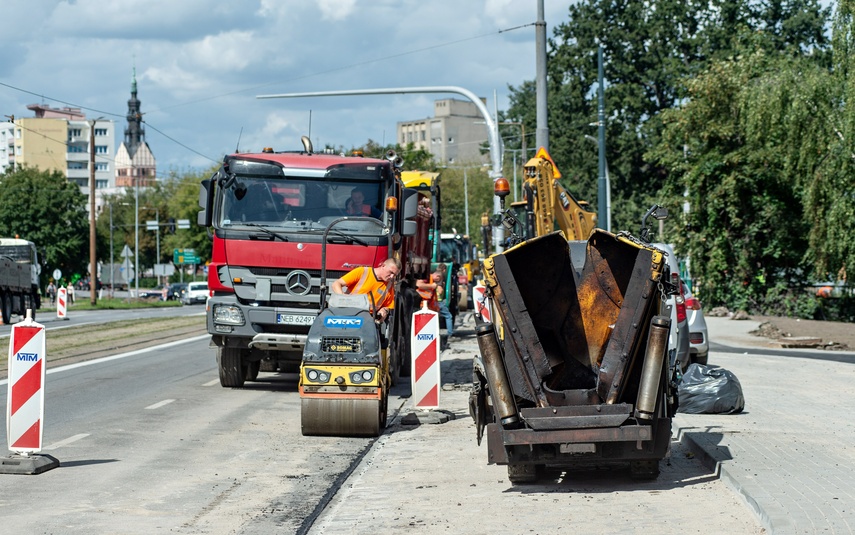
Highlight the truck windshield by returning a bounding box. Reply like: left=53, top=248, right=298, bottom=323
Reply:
left=219, top=176, right=385, bottom=235
left=0, top=244, right=35, bottom=263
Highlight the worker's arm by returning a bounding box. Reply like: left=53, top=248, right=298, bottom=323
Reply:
left=415, top=279, right=437, bottom=291
left=331, top=278, right=347, bottom=294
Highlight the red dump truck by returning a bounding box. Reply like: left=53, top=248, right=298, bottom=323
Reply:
left=197, top=138, right=433, bottom=387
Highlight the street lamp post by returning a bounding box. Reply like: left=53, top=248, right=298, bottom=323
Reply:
left=585, top=134, right=611, bottom=232
left=109, top=204, right=114, bottom=298
left=88, top=117, right=103, bottom=305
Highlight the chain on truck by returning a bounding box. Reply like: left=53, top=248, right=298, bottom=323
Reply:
left=197, top=137, right=433, bottom=388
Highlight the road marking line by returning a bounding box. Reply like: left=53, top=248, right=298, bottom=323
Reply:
left=145, top=399, right=176, bottom=410
left=44, top=433, right=90, bottom=450
left=0, top=334, right=211, bottom=386
left=202, top=379, right=220, bottom=387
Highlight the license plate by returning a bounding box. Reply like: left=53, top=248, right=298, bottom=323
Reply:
left=277, top=313, right=315, bottom=326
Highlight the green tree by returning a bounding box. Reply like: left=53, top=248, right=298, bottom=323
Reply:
left=505, top=0, right=830, bottom=234
left=0, top=166, right=89, bottom=287
left=651, top=41, right=835, bottom=310
left=806, top=0, right=855, bottom=282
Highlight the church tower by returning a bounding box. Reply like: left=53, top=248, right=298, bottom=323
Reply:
left=115, top=68, right=156, bottom=187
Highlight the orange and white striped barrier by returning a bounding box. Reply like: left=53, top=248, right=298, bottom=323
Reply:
left=473, top=283, right=491, bottom=323
left=6, top=315, right=47, bottom=452
left=56, top=287, right=67, bottom=320
left=411, top=301, right=440, bottom=409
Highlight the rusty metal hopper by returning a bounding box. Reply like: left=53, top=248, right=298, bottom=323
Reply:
left=481, top=230, right=666, bottom=408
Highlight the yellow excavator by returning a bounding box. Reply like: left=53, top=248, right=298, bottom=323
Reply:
left=508, top=147, right=597, bottom=242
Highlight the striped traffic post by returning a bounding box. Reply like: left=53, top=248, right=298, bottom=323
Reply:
left=411, top=301, right=440, bottom=409
left=473, top=283, right=491, bottom=323
left=1, top=312, right=59, bottom=474
left=56, top=287, right=68, bottom=320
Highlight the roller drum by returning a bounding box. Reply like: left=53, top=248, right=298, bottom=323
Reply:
left=301, top=398, right=383, bottom=437
left=635, top=316, right=670, bottom=420
left=475, top=322, right=519, bottom=427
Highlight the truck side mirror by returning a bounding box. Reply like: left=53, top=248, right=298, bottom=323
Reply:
left=198, top=177, right=214, bottom=227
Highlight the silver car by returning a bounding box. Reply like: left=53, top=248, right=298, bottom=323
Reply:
left=682, top=280, right=709, bottom=366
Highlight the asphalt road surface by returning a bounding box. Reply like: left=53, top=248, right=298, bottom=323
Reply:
left=0, top=336, right=408, bottom=534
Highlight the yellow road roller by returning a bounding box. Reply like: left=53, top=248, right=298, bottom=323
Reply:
left=300, top=292, right=389, bottom=437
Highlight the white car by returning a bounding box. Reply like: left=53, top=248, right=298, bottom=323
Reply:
left=682, top=280, right=709, bottom=365
left=182, top=281, right=209, bottom=305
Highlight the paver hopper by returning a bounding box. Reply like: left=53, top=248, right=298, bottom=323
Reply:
left=470, top=230, right=677, bottom=483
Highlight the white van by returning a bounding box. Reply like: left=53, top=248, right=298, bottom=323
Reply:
left=182, top=281, right=209, bottom=305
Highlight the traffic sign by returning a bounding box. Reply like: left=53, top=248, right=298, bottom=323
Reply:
left=177, top=219, right=191, bottom=230
left=52, top=269, right=61, bottom=281
left=173, top=248, right=200, bottom=265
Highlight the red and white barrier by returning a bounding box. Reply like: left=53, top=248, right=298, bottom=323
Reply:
left=473, top=283, right=492, bottom=323
left=6, top=316, right=47, bottom=453
left=411, top=302, right=440, bottom=409
left=56, top=287, right=67, bottom=320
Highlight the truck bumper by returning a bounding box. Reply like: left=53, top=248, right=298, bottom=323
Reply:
left=207, top=294, right=315, bottom=351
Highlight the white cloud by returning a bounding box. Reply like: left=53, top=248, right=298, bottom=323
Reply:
left=318, top=0, right=358, bottom=21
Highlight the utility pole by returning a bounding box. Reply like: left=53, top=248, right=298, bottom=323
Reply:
left=597, top=45, right=607, bottom=230
left=88, top=118, right=99, bottom=305
left=535, top=0, right=549, bottom=152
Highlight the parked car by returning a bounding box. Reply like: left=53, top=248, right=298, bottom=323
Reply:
left=139, top=284, right=168, bottom=299
left=682, top=280, right=709, bottom=366
left=169, top=282, right=188, bottom=301
left=652, top=243, right=691, bottom=373
left=182, top=281, right=209, bottom=305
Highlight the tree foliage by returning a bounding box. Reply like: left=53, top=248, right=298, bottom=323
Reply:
left=651, top=47, right=830, bottom=309
left=505, top=0, right=830, bottom=235
left=0, top=166, right=89, bottom=286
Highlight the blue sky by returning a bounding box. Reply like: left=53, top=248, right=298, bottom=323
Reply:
left=0, top=0, right=568, bottom=175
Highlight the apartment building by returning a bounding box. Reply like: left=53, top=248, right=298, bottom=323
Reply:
left=396, top=98, right=490, bottom=166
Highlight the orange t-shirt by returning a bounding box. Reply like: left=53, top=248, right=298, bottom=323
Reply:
left=338, top=266, right=395, bottom=310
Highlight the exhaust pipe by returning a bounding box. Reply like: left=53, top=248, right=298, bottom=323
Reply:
left=475, top=322, right=519, bottom=427
left=635, top=316, right=670, bottom=420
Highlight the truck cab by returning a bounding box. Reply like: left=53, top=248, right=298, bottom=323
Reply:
left=197, top=143, right=430, bottom=387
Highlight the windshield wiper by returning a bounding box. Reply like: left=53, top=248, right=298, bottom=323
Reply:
left=242, top=223, right=289, bottom=242
left=326, top=228, right=368, bottom=246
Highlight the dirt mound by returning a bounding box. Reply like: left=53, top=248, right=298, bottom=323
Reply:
left=750, top=315, right=853, bottom=350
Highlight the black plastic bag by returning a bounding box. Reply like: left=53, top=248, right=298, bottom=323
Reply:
left=677, top=364, right=745, bottom=414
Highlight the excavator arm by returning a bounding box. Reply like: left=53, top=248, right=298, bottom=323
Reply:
left=521, top=148, right=597, bottom=241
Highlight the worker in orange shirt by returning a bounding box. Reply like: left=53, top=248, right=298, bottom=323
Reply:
left=331, top=257, right=401, bottom=322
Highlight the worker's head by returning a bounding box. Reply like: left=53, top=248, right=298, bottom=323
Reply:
left=376, top=257, right=401, bottom=283
left=432, top=271, right=442, bottom=283
left=350, top=188, right=365, bottom=205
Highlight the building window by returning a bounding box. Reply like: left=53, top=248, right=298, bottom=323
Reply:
left=448, top=137, right=455, bottom=143
left=94, top=128, right=107, bottom=136
left=69, top=128, right=82, bottom=138
left=95, top=145, right=108, bottom=154
left=16, top=129, right=21, bottom=139
left=420, top=131, right=426, bottom=141
left=96, top=179, right=108, bottom=189
left=95, top=162, right=108, bottom=171
left=69, top=162, right=87, bottom=170
left=69, top=145, right=85, bottom=153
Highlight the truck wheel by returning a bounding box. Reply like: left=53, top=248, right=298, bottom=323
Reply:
left=629, top=460, right=661, bottom=480
left=245, top=360, right=260, bottom=382
left=0, top=292, right=11, bottom=325
left=218, top=346, right=246, bottom=388
left=507, top=464, right=541, bottom=485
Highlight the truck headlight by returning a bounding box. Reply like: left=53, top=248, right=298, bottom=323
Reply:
left=213, top=304, right=245, bottom=325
